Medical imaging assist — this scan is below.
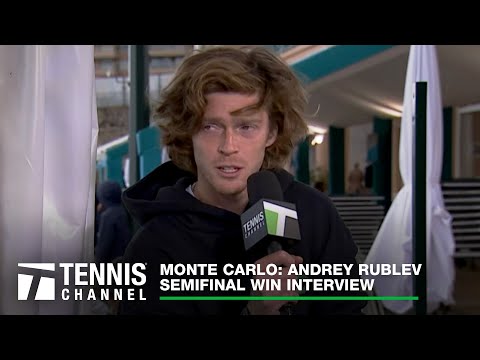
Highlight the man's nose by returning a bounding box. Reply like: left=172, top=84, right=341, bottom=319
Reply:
left=218, top=128, right=239, bottom=156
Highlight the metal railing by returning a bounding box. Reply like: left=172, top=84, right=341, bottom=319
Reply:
left=330, top=195, right=386, bottom=257
left=443, top=180, right=480, bottom=258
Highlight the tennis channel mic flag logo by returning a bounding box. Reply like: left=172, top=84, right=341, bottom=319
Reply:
left=241, top=199, right=301, bottom=251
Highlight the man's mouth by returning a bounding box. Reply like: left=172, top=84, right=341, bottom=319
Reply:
left=217, top=166, right=241, bottom=173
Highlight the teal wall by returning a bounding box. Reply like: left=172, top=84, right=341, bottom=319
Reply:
left=136, top=126, right=162, bottom=179
left=98, top=125, right=162, bottom=187
left=295, top=138, right=310, bottom=185
left=328, top=126, right=345, bottom=195
left=372, top=118, right=392, bottom=206
left=105, top=142, right=128, bottom=187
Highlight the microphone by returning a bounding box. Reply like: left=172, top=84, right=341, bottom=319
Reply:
left=241, top=170, right=301, bottom=315
left=241, top=170, right=301, bottom=257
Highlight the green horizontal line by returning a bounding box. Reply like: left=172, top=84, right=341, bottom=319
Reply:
left=159, top=296, right=418, bottom=301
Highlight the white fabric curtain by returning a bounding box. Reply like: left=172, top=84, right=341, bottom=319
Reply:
left=0, top=45, right=98, bottom=314
left=364, top=45, right=455, bottom=314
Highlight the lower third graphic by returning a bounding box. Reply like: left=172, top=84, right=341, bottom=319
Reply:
left=18, top=263, right=56, bottom=300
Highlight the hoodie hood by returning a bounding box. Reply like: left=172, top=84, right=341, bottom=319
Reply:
left=122, top=161, right=296, bottom=226
left=97, top=180, right=123, bottom=208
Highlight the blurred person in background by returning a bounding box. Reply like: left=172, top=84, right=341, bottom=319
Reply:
left=95, top=180, right=132, bottom=263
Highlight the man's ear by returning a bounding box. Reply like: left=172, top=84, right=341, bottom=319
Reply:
left=266, top=124, right=278, bottom=147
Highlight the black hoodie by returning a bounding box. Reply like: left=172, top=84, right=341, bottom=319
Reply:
left=119, top=161, right=367, bottom=315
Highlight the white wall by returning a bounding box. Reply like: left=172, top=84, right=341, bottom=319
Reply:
left=347, top=122, right=373, bottom=175
left=309, top=134, right=329, bottom=187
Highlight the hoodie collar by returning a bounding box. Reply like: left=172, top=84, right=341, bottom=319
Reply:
left=122, top=161, right=295, bottom=226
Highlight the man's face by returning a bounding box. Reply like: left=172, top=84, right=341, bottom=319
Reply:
left=192, top=92, right=277, bottom=199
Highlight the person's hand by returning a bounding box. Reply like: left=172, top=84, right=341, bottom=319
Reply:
left=246, top=250, right=303, bottom=315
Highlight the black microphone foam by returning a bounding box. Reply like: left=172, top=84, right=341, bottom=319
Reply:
left=247, top=170, right=284, bottom=205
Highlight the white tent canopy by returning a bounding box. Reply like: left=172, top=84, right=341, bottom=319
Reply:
left=364, top=45, right=456, bottom=314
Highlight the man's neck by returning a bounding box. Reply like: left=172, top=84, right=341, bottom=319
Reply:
left=193, top=182, right=248, bottom=215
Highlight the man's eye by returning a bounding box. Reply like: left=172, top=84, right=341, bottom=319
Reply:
left=240, top=125, right=255, bottom=131
left=203, top=124, right=217, bottom=131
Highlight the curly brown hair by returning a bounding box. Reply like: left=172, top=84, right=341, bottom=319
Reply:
left=154, top=45, right=309, bottom=174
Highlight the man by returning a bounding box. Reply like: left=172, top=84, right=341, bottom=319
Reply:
left=347, top=162, right=365, bottom=195
left=119, top=46, right=367, bottom=315
left=95, top=180, right=132, bottom=264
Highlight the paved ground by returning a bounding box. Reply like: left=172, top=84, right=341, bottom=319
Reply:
left=362, top=259, right=480, bottom=315
left=447, top=259, right=480, bottom=315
